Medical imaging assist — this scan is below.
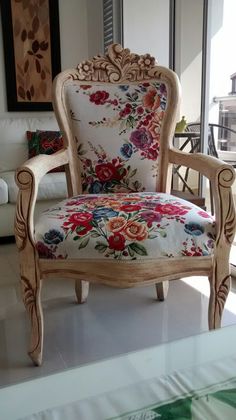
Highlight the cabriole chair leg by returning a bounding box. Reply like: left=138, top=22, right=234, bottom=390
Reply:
left=208, top=263, right=231, bottom=330
left=21, top=272, right=44, bottom=366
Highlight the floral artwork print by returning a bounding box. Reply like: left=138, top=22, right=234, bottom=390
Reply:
left=68, top=82, right=167, bottom=193
left=35, top=192, right=216, bottom=260
left=9, top=0, right=56, bottom=103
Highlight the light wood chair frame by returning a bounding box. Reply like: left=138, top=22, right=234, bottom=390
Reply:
left=14, top=44, right=236, bottom=365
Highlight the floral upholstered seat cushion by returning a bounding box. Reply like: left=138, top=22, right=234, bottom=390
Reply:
left=35, top=192, right=216, bottom=260
left=65, top=82, right=167, bottom=194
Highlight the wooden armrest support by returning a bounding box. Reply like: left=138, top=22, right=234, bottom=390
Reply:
left=169, top=148, right=235, bottom=185
left=169, top=147, right=236, bottom=243
left=14, top=149, right=69, bottom=250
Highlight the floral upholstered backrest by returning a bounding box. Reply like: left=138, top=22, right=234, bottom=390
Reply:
left=54, top=44, right=180, bottom=195
left=65, top=81, right=167, bottom=193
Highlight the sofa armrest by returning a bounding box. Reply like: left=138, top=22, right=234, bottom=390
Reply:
left=14, top=149, right=69, bottom=249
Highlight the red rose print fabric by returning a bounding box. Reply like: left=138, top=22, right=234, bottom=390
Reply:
left=65, top=82, right=167, bottom=193
left=35, top=192, right=216, bottom=260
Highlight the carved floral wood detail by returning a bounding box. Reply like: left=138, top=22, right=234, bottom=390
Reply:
left=216, top=167, right=236, bottom=244
left=21, top=275, right=41, bottom=355
left=215, top=274, right=230, bottom=317
left=75, top=44, right=161, bottom=83
left=210, top=167, right=236, bottom=327
left=15, top=169, right=35, bottom=250
left=15, top=192, right=27, bottom=251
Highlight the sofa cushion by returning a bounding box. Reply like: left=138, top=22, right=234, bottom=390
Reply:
left=0, top=178, right=8, bottom=205
left=27, top=130, right=65, bottom=172
left=0, top=171, right=68, bottom=204
left=0, top=117, right=59, bottom=172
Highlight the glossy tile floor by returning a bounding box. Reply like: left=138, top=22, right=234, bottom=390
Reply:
left=1, top=241, right=236, bottom=389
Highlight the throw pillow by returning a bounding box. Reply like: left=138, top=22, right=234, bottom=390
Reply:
left=26, top=130, right=65, bottom=172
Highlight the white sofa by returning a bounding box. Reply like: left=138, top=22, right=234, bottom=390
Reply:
left=0, top=117, right=68, bottom=237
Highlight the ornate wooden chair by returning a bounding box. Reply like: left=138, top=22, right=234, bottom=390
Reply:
left=15, top=44, right=236, bottom=365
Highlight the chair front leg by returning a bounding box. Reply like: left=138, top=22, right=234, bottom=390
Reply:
left=156, top=281, right=169, bottom=301
left=15, top=169, right=43, bottom=365
left=208, top=168, right=236, bottom=329
left=208, top=256, right=231, bottom=330
left=75, top=280, right=89, bottom=303
left=20, top=259, right=44, bottom=366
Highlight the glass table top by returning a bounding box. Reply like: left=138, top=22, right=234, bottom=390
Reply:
left=1, top=324, right=236, bottom=419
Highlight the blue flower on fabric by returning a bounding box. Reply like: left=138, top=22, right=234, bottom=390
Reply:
left=93, top=207, right=119, bottom=220
left=120, top=143, right=133, bottom=159
left=160, top=98, right=167, bottom=110
left=88, top=181, right=103, bottom=194
left=43, top=229, right=64, bottom=245
left=119, top=85, right=129, bottom=91
left=184, top=223, right=204, bottom=236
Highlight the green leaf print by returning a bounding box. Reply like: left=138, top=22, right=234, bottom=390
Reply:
left=129, top=242, right=148, bottom=256
left=78, top=236, right=90, bottom=249
left=95, top=242, right=108, bottom=253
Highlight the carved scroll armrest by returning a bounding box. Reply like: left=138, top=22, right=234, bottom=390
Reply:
left=18, top=149, right=69, bottom=183
left=168, top=148, right=232, bottom=180
left=15, top=150, right=69, bottom=250
left=169, top=148, right=236, bottom=243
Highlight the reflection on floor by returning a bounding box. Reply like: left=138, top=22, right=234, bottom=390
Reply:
left=1, top=242, right=236, bottom=389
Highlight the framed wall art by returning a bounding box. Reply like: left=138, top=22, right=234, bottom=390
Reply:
left=1, top=0, right=61, bottom=111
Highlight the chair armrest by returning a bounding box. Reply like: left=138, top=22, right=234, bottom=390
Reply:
left=169, top=147, right=235, bottom=182
left=15, top=149, right=69, bottom=249
left=169, top=147, right=236, bottom=244
left=16, top=149, right=69, bottom=184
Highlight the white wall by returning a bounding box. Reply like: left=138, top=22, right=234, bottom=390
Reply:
left=87, top=0, right=103, bottom=57
left=123, top=0, right=169, bottom=66
left=59, top=0, right=88, bottom=70
left=175, top=0, right=203, bottom=123
left=0, top=0, right=89, bottom=118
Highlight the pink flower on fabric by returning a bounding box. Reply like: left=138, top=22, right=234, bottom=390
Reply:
left=130, top=127, right=153, bottom=150
left=141, top=210, right=162, bottom=225
left=198, top=210, right=211, bottom=218
left=155, top=203, right=190, bottom=216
